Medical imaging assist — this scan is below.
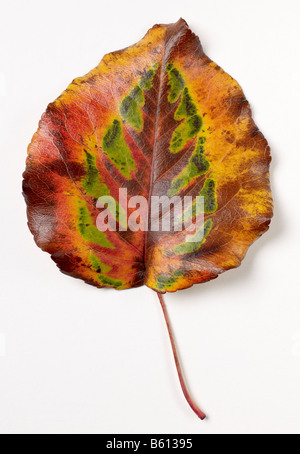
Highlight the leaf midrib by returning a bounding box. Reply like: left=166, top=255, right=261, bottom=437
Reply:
left=143, top=23, right=179, bottom=264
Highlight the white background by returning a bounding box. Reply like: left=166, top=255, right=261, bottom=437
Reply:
left=0, top=0, right=299, bottom=434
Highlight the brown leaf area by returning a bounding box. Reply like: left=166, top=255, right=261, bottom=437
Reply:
left=23, top=19, right=273, bottom=293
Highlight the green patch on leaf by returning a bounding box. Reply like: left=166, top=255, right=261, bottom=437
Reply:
left=120, top=63, right=158, bottom=130
left=82, top=152, right=127, bottom=229
left=156, top=274, right=176, bottom=290
left=102, top=119, right=136, bottom=179
left=98, top=275, right=123, bottom=287
left=181, top=177, right=217, bottom=225
left=82, top=151, right=110, bottom=198
left=168, top=136, right=210, bottom=196
left=115, top=203, right=127, bottom=230
left=90, top=253, right=112, bottom=273
left=175, top=87, right=197, bottom=120
left=174, top=218, right=213, bottom=255
left=170, top=114, right=203, bottom=153
left=199, top=179, right=217, bottom=213
left=120, top=85, right=144, bottom=130
left=166, top=63, right=185, bottom=103
left=189, top=140, right=209, bottom=177
left=156, top=269, right=185, bottom=290
left=139, top=66, right=156, bottom=90
left=77, top=201, right=114, bottom=249
left=173, top=268, right=185, bottom=278
left=187, top=114, right=203, bottom=136
left=169, top=84, right=203, bottom=153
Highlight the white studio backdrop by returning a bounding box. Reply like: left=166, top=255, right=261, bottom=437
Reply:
left=0, top=0, right=300, bottom=434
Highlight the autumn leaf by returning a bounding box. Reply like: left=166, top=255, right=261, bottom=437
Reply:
left=23, top=19, right=273, bottom=419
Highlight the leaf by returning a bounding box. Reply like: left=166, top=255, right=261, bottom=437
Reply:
left=23, top=19, right=272, bottom=293
left=23, top=19, right=273, bottom=419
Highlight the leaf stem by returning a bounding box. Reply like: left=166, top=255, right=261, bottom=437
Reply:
left=157, top=292, right=206, bottom=420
